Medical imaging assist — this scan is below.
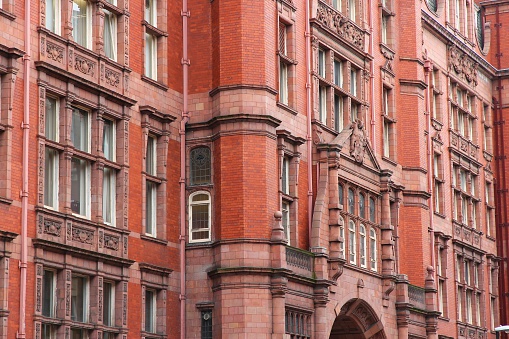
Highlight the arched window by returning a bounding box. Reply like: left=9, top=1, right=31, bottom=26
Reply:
left=370, top=228, right=377, bottom=271
left=359, top=224, right=366, bottom=268
left=359, top=193, right=365, bottom=218
left=369, top=197, right=376, bottom=222
left=348, top=220, right=356, bottom=264
left=190, top=147, right=211, bottom=185
left=348, top=188, right=355, bottom=214
left=189, top=191, right=211, bottom=242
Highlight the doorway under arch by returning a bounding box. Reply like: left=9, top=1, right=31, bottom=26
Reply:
left=329, top=299, right=386, bottom=339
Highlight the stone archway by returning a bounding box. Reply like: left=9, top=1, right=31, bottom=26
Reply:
left=329, top=299, right=386, bottom=339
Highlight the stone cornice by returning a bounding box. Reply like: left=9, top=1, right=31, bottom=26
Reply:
left=32, top=238, right=135, bottom=267
left=421, top=9, right=497, bottom=76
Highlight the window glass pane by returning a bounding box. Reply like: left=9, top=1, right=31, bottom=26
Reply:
left=359, top=225, right=366, bottom=267
left=369, top=197, right=375, bottom=222
left=71, top=276, right=87, bottom=322
left=348, top=188, right=354, bottom=214
left=103, top=119, right=115, bottom=161
left=370, top=229, right=376, bottom=270
left=45, top=97, right=58, bottom=141
left=146, top=181, right=157, bottom=235
left=334, top=60, right=342, bottom=87
left=103, top=282, right=114, bottom=326
left=349, top=221, right=356, bottom=263
left=201, top=311, right=213, bottom=339
left=145, top=0, right=157, bottom=26
left=359, top=194, right=365, bottom=218
left=46, top=0, right=57, bottom=33
left=282, top=201, right=290, bottom=243
left=145, top=290, right=155, bottom=332
left=191, top=202, right=209, bottom=240
left=190, top=147, right=211, bottom=185
left=42, top=323, right=56, bottom=339
left=71, top=157, right=89, bottom=216
left=146, top=136, right=156, bottom=176
left=318, top=50, right=325, bottom=78
left=319, top=86, right=326, bottom=123
left=338, top=184, right=343, bottom=205
left=145, top=33, right=157, bottom=79
left=279, top=61, right=288, bottom=105
left=281, top=157, right=289, bottom=194
left=334, top=95, right=343, bottom=132
left=71, top=108, right=89, bottom=152
left=103, top=167, right=115, bottom=225
left=44, top=148, right=59, bottom=208
left=42, top=270, right=54, bottom=317
left=72, top=0, right=89, bottom=48
left=104, top=10, right=117, bottom=60
left=350, top=69, right=357, bottom=96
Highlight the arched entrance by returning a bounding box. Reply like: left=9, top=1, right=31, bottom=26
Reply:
left=329, top=299, right=386, bottom=339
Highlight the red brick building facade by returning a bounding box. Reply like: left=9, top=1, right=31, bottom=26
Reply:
left=0, top=0, right=508, bottom=338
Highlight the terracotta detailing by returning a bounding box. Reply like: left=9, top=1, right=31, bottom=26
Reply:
left=180, top=0, right=190, bottom=337
left=17, top=0, right=31, bottom=337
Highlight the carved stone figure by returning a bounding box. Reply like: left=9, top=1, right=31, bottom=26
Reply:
left=349, top=119, right=367, bottom=163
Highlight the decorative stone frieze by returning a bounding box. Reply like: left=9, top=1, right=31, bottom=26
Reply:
left=448, top=45, right=478, bottom=86
left=316, top=1, right=365, bottom=50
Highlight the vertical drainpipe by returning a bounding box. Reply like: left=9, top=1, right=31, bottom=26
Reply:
left=180, top=0, right=190, bottom=338
left=424, top=60, right=436, bottom=282
left=18, top=0, right=31, bottom=337
left=493, top=5, right=508, bottom=329
left=305, top=0, right=313, bottom=247
left=368, top=0, right=375, bottom=152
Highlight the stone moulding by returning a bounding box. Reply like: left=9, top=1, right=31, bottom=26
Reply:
left=315, top=1, right=365, bottom=50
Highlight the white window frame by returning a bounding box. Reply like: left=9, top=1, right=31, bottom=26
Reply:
left=369, top=228, right=377, bottom=271
left=45, top=97, right=59, bottom=142
left=350, top=68, right=357, bottom=96
left=145, top=180, right=157, bottom=237
left=71, top=275, right=89, bottom=323
left=44, top=147, right=59, bottom=209
left=144, top=33, right=158, bottom=80
left=348, top=0, right=356, bottom=21
left=146, top=135, right=157, bottom=176
left=348, top=220, right=356, bottom=264
left=71, top=157, right=91, bottom=218
left=318, top=49, right=326, bottom=78
left=281, top=156, right=289, bottom=195
left=42, top=269, right=56, bottom=318
left=71, top=107, right=91, bottom=153
left=189, top=191, right=212, bottom=243
left=282, top=200, right=290, bottom=244
left=359, top=224, right=366, bottom=268
left=383, top=120, right=390, bottom=158
left=145, top=289, right=157, bottom=333
left=103, top=166, right=116, bottom=226
left=45, top=0, right=61, bottom=34
left=334, top=60, right=342, bottom=87
left=145, top=0, right=157, bottom=27
left=279, top=61, right=288, bottom=105
left=103, top=8, right=117, bottom=61
left=72, top=0, right=93, bottom=49
left=334, top=94, right=343, bottom=132
left=319, top=85, right=327, bottom=124
left=339, top=216, right=345, bottom=259
left=103, top=119, right=116, bottom=162
left=103, top=281, right=115, bottom=327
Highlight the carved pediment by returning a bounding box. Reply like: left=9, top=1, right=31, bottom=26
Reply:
left=331, top=121, right=381, bottom=172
